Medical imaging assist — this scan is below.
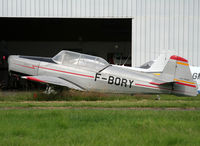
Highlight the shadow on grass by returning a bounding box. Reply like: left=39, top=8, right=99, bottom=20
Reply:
left=33, top=90, right=153, bottom=101
left=0, top=89, right=199, bottom=102
left=0, top=89, right=156, bottom=101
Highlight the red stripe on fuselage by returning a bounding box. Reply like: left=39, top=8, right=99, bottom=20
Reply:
left=150, top=81, right=196, bottom=88
left=136, top=83, right=196, bottom=95
left=26, top=76, right=46, bottom=83
left=15, top=64, right=38, bottom=69
left=175, top=82, right=196, bottom=88
left=149, top=82, right=163, bottom=85
left=15, top=63, right=94, bottom=78
left=135, top=83, right=171, bottom=91
left=39, top=66, right=94, bottom=78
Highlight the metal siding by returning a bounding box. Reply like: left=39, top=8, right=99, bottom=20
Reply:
left=0, top=0, right=200, bottom=66
left=131, top=0, right=200, bottom=66
left=25, top=0, right=30, bottom=16
left=67, top=0, right=71, bottom=17
left=0, top=0, right=2, bottom=16
left=2, top=0, right=7, bottom=16
left=7, top=0, right=11, bottom=16
left=103, top=0, right=108, bottom=17
left=127, top=0, right=132, bottom=17
left=131, top=0, right=137, bottom=66
left=194, top=0, right=199, bottom=65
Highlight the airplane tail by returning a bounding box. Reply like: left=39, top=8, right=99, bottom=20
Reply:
left=151, top=55, right=197, bottom=96
left=148, top=50, right=176, bottom=72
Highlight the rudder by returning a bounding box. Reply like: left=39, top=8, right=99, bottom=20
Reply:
left=170, top=55, right=197, bottom=96
left=151, top=55, right=197, bottom=96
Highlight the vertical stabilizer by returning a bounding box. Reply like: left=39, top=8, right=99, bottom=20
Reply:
left=151, top=55, right=197, bottom=96
left=170, top=55, right=197, bottom=96
left=148, top=50, right=176, bottom=72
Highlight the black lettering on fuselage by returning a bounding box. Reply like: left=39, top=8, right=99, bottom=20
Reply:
left=95, top=73, right=101, bottom=81
left=95, top=73, right=134, bottom=88
left=192, top=73, right=200, bottom=80
left=108, top=76, right=133, bottom=88
left=129, top=80, right=134, bottom=88
left=198, top=73, right=200, bottom=79
left=193, top=73, right=197, bottom=79
left=108, top=76, right=114, bottom=84
left=115, top=77, right=121, bottom=85
left=121, top=78, right=127, bottom=87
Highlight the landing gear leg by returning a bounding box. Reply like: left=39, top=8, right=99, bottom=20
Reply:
left=44, top=85, right=56, bottom=94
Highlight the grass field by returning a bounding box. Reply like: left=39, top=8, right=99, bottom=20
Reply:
left=0, top=91, right=200, bottom=145
left=0, top=109, right=200, bottom=146
left=0, top=91, right=200, bottom=109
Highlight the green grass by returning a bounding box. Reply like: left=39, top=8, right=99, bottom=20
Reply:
left=0, top=99, right=200, bottom=109
left=0, top=91, right=200, bottom=109
left=0, top=91, right=200, bottom=145
left=0, top=109, right=200, bottom=146
left=1, top=90, right=200, bottom=102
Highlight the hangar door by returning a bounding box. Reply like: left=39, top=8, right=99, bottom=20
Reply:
left=0, top=18, right=131, bottom=87
left=0, top=18, right=131, bottom=64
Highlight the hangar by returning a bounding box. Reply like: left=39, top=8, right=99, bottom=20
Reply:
left=0, top=0, right=200, bottom=87
left=0, top=18, right=131, bottom=66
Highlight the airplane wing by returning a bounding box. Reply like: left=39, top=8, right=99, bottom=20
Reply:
left=21, top=76, right=85, bottom=91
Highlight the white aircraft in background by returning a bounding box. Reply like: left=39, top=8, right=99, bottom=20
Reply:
left=132, top=50, right=200, bottom=94
left=190, top=66, right=200, bottom=94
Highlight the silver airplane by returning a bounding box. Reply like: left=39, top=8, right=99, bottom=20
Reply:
left=8, top=50, right=197, bottom=96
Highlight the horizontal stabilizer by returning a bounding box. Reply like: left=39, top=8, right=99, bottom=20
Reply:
left=22, top=76, right=85, bottom=91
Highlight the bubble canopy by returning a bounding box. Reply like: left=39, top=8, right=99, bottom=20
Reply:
left=52, top=50, right=109, bottom=71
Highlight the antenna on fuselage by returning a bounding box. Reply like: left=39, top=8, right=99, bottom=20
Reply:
left=122, top=54, right=130, bottom=66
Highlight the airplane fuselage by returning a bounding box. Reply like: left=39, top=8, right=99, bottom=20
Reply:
left=9, top=55, right=172, bottom=94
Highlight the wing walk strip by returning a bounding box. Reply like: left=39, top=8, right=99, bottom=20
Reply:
left=15, top=63, right=94, bottom=79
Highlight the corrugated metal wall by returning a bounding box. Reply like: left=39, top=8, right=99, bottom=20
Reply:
left=132, top=0, right=200, bottom=67
left=0, top=0, right=132, bottom=18
left=0, top=0, right=200, bottom=66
